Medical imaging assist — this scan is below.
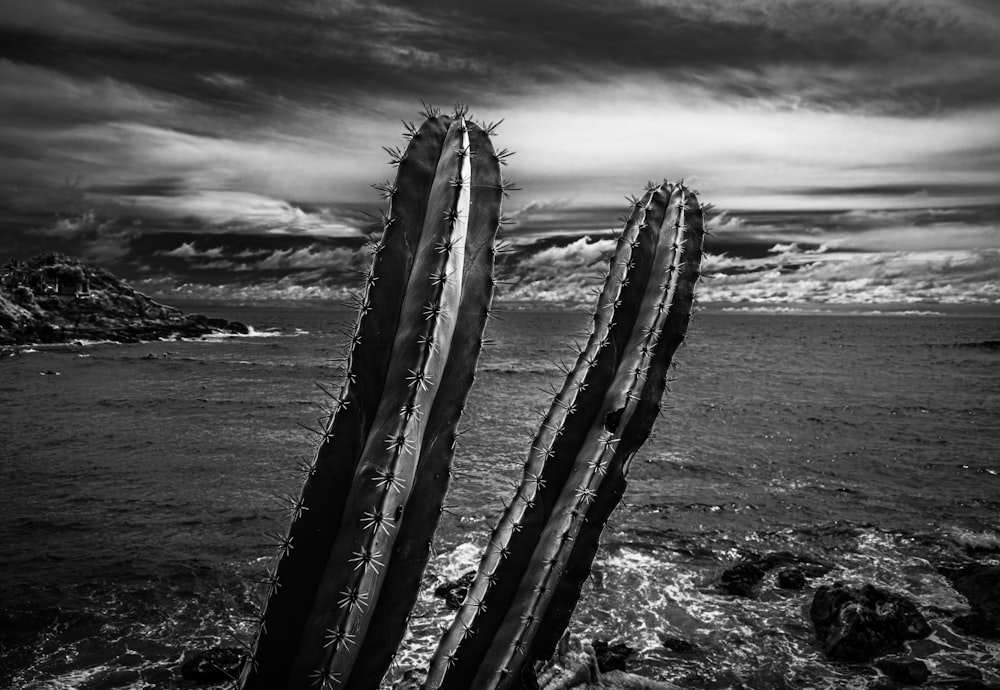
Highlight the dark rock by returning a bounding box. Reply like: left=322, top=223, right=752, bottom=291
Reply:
left=777, top=568, right=807, bottom=590
left=591, top=639, right=635, bottom=673
left=875, top=656, right=929, bottom=685
left=718, top=552, right=830, bottom=598
left=941, top=563, right=1000, bottom=638
left=433, top=571, right=476, bottom=609
left=180, top=646, right=245, bottom=683
left=657, top=634, right=698, bottom=653
left=809, top=583, right=931, bottom=662
left=953, top=613, right=1000, bottom=638
left=938, top=660, right=983, bottom=680
left=229, top=321, right=250, bottom=335
left=0, top=253, right=250, bottom=345
left=719, top=558, right=768, bottom=598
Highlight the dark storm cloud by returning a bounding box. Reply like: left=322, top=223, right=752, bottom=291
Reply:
left=3, top=0, right=999, bottom=114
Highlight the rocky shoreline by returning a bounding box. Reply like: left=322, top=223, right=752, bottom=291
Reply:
left=179, top=553, right=1000, bottom=689
left=0, top=253, right=248, bottom=347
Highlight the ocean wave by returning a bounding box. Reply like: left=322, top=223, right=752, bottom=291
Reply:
left=951, top=340, right=1000, bottom=350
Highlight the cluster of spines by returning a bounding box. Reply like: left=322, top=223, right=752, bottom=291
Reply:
left=423, top=181, right=706, bottom=690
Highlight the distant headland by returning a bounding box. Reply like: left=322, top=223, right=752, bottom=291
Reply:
left=0, top=252, right=249, bottom=346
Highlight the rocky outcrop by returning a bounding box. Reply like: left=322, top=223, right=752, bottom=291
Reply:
left=0, top=253, right=248, bottom=345
left=809, top=583, right=931, bottom=662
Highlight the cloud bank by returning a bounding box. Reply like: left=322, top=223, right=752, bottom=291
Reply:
left=2, top=0, right=999, bottom=307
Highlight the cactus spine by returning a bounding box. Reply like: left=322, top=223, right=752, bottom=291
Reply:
left=239, top=107, right=504, bottom=690
left=423, top=181, right=706, bottom=690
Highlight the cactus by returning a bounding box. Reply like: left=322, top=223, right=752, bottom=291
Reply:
left=238, top=106, right=504, bottom=690
left=423, top=181, right=706, bottom=690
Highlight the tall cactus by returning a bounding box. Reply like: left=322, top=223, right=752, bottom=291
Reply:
left=423, top=181, right=706, bottom=690
left=239, top=106, right=505, bottom=690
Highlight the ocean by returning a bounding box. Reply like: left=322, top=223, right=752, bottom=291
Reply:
left=1, top=302, right=998, bottom=689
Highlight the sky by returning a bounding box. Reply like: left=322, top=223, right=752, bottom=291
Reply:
left=2, top=0, right=999, bottom=306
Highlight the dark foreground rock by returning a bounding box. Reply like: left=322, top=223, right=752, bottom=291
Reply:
left=875, top=655, right=930, bottom=685
left=776, top=567, right=807, bottom=590
left=180, top=647, right=245, bottom=683
left=940, top=563, right=1000, bottom=638
left=718, top=559, right=769, bottom=598
left=433, top=570, right=476, bottom=609
left=657, top=633, right=699, bottom=654
left=810, top=583, right=931, bottom=662
left=591, top=639, right=636, bottom=673
left=0, top=253, right=248, bottom=345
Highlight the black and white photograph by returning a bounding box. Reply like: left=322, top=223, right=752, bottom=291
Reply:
left=1, top=1, right=998, bottom=688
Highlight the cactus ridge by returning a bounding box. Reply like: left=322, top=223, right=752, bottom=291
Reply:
left=424, top=181, right=705, bottom=690
left=239, top=109, right=502, bottom=690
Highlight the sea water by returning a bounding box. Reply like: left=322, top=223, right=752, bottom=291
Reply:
left=1, top=303, right=998, bottom=688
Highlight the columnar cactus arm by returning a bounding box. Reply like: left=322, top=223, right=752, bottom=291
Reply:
left=239, top=110, right=503, bottom=690
left=495, top=183, right=706, bottom=678
left=424, top=181, right=705, bottom=690
left=346, top=118, right=506, bottom=685
left=424, top=187, right=661, bottom=690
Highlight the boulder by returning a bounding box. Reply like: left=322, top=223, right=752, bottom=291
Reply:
left=809, top=583, right=931, bottom=662
left=433, top=570, right=476, bottom=609
left=776, top=568, right=807, bottom=590
left=718, top=558, right=768, bottom=598
left=591, top=639, right=635, bottom=673
left=657, top=634, right=699, bottom=654
left=875, top=655, right=929, bottom=685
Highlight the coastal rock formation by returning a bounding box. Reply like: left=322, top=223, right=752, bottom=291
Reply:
left=809, top=583, right=931, bottom=662
left=0, top=253, right=248, bottom=345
